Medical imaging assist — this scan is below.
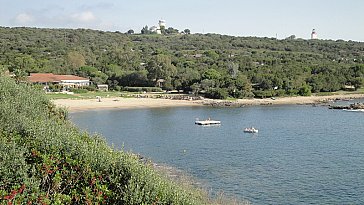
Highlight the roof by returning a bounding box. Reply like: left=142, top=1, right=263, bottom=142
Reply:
left=56, top=75, right=89, bottom=81
left=27, top=73, right=89, bottom=83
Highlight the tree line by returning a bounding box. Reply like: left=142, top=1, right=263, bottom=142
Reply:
left=1, top=27, right=364, bottom=99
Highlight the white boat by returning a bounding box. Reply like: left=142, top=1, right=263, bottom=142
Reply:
left=244, top=127, right=258, bottom=133
left=195, top=118, right=221, bottom=125
left=343, top=109, right=364, bottom=112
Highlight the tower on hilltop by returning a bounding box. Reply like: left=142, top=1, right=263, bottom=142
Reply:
left=311, top=29, right=318, bottom=40
left=159, top=20, right=166, bottom=28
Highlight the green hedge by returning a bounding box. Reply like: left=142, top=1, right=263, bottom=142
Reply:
left=0, top=76, right=209, bottom=204
left=123, top=87, right=163, bottom=92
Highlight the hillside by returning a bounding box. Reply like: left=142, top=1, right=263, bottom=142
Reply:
left=0, top=76, right=212, bottom=204
left=1, top=27, right=364, bottom=98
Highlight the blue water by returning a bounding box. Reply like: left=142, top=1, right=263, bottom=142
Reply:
left=70, top=104, right=364, bottom=204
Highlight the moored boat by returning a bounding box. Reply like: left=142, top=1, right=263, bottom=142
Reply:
left=195, top=118, right=221, bottom=125
left=244, top=127, right=258, bottom=133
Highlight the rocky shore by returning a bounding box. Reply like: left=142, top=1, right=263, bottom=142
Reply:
left=329, top=102, right=364, bottom=110
left=200, top=94, right=364, bottom=108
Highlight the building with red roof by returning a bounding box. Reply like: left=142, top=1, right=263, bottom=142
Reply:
left=27, top=73, right=90, bottom=89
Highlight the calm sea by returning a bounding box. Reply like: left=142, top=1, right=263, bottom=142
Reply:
left=70, top=101, right=364, bottom=204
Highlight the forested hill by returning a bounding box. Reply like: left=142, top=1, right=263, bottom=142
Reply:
left=1, top=26, right=364, bottom=98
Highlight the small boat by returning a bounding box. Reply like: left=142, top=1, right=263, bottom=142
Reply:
left=244, top=127, right=258, bottom=133
left=343, top=109, right=364, bottom=112
left=195, top=118, right=221, bottom=125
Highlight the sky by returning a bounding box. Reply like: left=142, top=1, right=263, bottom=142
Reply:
left=0, top=0, right=363, bottom=42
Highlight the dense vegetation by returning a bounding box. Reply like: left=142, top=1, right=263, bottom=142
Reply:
left=1, top=26, right=364, bottom=99
left=0, top=76, right=212, bottom=204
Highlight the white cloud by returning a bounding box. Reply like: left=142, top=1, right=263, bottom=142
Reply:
left=11, top=9, right=102, bottom=30
left=70, top=11, right=96, bottom=23
left=80, top=2, right=114, bottom=10
left=15, top=13, right=34, bottom=24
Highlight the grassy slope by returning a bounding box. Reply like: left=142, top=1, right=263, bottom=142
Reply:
left=0, top=76, right=210, bottom=204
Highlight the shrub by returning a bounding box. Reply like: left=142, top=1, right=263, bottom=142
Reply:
left=286, top=89, right=299, bottom=96
left=274, top=89, right=286, bottom=97
left=113, top=85, right=121, bottom=91
left=69, top=88, right=88, bottom=93
left=0, top=76, right=209, bottom=204
left=298, top=84, right=312, bottom=96
left=85, top=85, right=97, bottom=92
left=0, top=133, right=32, bottom=192
left=253, top=90, right=270, bottom=98
left=205, top=88, right=228, bottom=99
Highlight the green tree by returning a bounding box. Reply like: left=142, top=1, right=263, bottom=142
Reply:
left=308, top=75, right=324, bottom=93
left=13, top=68, right=27, bottom=83
left=78, top=66, right=98, bottom=77
left=183, top=29, right=191, bottom=34
left=78, top=66, right=107, bottom=85
left=141, top=26, right=150, bottom=34
left=165, top=27, right=179, bottom=35
left=191, top=83, right=200, bottom=96
left=67, top=51, right=86, bottom=70
left=204, top=50, right=219, bottom=60
left=119, top=70, right=149, bottom=87
left=234, top=74, right=253, bottom=98
left=205, top=88, right=228, bottom=99
left=298, top=83, right=312, bottom=96
left=286, top=35, right=296, bottom=40
left=173, top=67, right=200, bottom=91
left=10, top=55, right=37, bottom=72
left=202, top=69, right=221, bottom=80
left=352, top=77, right=364, bottom=90
left=146, top=54, right=177, bottom=84
left=200, top=79, right=215, bottom=90
left=352, top=64, right=364, bottom=77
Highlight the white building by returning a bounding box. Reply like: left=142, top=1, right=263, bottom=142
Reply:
left=149, top=20, right=166, bottom=34
left=27, top=73, right=90, bottom=90
left=149, top=26, right=159, bottom=33
left=159, top=20, right=166, bottom=28
left=311, top=29, right=318, bottom=40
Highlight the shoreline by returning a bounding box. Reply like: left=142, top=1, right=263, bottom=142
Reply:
left=52, top=93, right=364, bottom=112
left=52, top=97, right=204, bottom=112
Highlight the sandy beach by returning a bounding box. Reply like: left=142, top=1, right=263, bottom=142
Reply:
left=53, top=93, right=364, bottom=112
left=52, top=97, right=204, bottom=112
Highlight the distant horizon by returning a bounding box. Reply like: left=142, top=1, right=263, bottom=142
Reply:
left=1, top=0, right=363, bottom=42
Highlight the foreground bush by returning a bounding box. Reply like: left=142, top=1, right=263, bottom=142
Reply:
left=0, top=76, right=208, bottom=204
